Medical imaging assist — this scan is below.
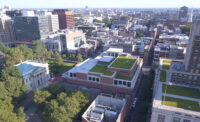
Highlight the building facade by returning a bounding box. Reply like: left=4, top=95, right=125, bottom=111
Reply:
left=0, top=14, right=15, bottom=46
left=170, top=20, right=200, bottom=86
left=16, top=61, right=50, bottom=92
left=53, top=9, right=75, bottom=29
left=14, top=16, right=49, bottom=42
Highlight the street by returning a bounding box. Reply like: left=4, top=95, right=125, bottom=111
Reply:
left=126, top=74, right=150, bottom=122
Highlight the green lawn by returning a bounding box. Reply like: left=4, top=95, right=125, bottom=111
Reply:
left=162, top=60, right=171, bottom=64
left=115, top=59, right=141, bottom=81
left=162, top=64, right=170, bottom=70
left=90, top=65, right=114, bottom=76
left=162, top=60, right=171, bottom=70
left=48, top=61, right=75, bottom=75
left=162, top=96, right=200, bottom=112
left=160, top=70, right=166, bottom=82
left=110, top=56, right=136, bottom=69
left=162, top=84, right=200, bottom=99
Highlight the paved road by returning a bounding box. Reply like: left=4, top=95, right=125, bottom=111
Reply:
left=126, top=74, right=149, bottom=122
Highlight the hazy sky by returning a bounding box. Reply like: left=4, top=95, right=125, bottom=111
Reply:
left=1, top=0, right=200, bottom=8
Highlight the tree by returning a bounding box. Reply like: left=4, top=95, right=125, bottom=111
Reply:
left=0, top=100, right=25, bottom=122
left=103, top=17, right=111, bottom=27
left=32, top=41, right=46, bottom=60
left=181, top=24, right=191, bottom=35
left=33, top=84, right=90, bottom=122
left=0, top=42, right=7, bottom=53
left=0, top=67, right=28, bottom=105
left=93, top=19, right=103, bottom=23
left=69, top=54, right=76, bottom=60
left=76, top=53, right=83, bottom=62
left=34, top=90, right=51, bottom=104
left=54, top=52, right=63, bottom=66
left=62, top=54, right=66, bottom=59
left=87, top=29, right=93, bottom=36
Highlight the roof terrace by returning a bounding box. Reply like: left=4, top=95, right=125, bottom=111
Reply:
left=110, top=56, right=136, bottom=69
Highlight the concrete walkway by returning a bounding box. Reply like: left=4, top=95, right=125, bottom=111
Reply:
left=162, top=93, right=200, bottom=102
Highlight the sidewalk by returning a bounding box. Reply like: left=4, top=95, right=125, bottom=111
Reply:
left=163, top=93, right=200, bottom=102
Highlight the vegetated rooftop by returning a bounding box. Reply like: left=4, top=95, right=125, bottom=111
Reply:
left=90, top=64, right=114, bottom=76
left=162, top=59, right=171, bottom=64
left=110, top=56, right=136, bottom=69
left=115, top=58, right=142, bottom=81
left=162, top=59, right=171, bottom=70
left=162, top=84, right=200, bottom=99
left=160, top=70, right=166, bottom=82
left=162, top=96, right=200, bottom=112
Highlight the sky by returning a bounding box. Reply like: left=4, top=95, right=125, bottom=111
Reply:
left=0, top=0, right=200, bottom=8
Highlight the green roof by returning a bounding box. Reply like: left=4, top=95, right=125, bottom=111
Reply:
left=110, top=56, right=136, bottom=69
left=115, top=58, right=141, bottom=81
left=90, top=65, right=114, bottom=76
left=162, top=96, right=200, bottom=112
left=160, top=70, right=166, bottom=82
left=162, top=84, right=200, bottom=99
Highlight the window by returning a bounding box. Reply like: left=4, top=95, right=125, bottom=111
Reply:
left=123, top=81, right=126, bottom=86
left=93, top=77, right=95, bottom=81
left=157, top=114, right=165, bottom=122
left=119, top=81, right=122, bottom=85
left=73, top=73, right=76, bottom=77
left=183, top=119, right=190, bottom=122
left=96, top=78, right=99, bottom=82
left=89, top=77, right=91, bottom=81
left=173, top=117, right=180, bottom=122
left=70, top=73, right=73, bottom=77
left=127, top=82, right=131, bottom=87
left=114, top=80, right=118, bottom=85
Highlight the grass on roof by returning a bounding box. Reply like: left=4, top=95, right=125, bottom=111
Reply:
left=162, top=96, right=200, bottom=112
left=90, top=65, right=114, bottom=76
left=162, top=64, right=170, bottom=70
left=115, top=58, right=141, bottom=81
left=162, top=84, right=200, bottom=99
left=110, top=56, right=136, bottom=69
left=162, top=60, right=171, bottom=64
left=160, top=70, right=166, bottom=82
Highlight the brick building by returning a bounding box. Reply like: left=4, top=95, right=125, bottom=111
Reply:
left=62, top=49, right=143, bottom=94
left=53, top=9, right=75, bottom=29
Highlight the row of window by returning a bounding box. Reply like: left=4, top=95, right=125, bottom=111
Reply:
left=70, top=73, right=76, bottom=77
left=88, top=76, right=100, bottom=82
left=157, top=114, right=197, bottom=122
left=114, top=80, right=131, bottom=88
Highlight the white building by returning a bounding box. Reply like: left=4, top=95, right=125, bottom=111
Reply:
left=16, top=61, right=50, bottom=92
left=82, top=94, right=129, bottom=122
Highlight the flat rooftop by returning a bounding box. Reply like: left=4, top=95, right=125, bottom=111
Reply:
left=107, top=48, right=123, bottom=53
left=110, top=56, right=136, bottom=69
left=90, top=65, right=114, bottom=76
left=171, top=61, right=186, bottom=72
left=82, top=94, right=128, bottom=122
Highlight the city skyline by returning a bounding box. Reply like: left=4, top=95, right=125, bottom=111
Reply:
left=1, top=0, right=200, bottom=9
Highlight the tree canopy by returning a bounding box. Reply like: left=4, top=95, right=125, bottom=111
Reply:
left=34, top=84, right=90, bottom=122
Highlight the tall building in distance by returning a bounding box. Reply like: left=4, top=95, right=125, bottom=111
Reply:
left=53, top=9, right=75, bottom=29
left=36, top=11, right=59, bottom=32
left=170, top=19, right=200, bottom=86
left=0, top=14, right=15, bottom=46
left=14, top=11, right=49, bottom=42
left=47, top=14, right=59, bottom=32
left=179, top=6, right=189, bottom=22
left=184, top=19, right=200, bottom=73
